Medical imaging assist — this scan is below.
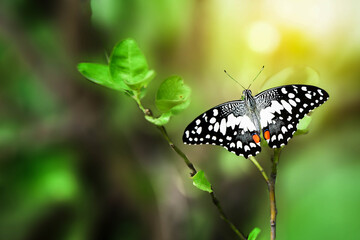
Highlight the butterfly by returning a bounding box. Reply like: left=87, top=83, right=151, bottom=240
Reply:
left=183, top=85, right=329, bottom=158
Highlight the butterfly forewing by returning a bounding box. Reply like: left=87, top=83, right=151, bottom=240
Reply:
left=255, top=85, right=329, bottom=148
left=183, top=101, right=261, bottom=158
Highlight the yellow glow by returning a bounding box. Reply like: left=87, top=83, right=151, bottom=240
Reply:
left=247, top=21, right=281, bottom=54
left=266, top=0, right=338, bottom=37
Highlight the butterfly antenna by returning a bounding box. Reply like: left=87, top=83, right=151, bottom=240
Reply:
left=248, top=65, right=264, bottom=89
left=224, top=70, right=246, bottom=90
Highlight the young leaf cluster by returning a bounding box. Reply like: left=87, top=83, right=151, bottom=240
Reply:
left=78, top=38, right=190, bottom=125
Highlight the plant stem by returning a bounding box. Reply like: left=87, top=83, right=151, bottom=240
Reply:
left=210, top=192, right=247, bottom=240
left=141, top=105, right=247, bottom=240
left=269, top=148, right=281, bottom=240
left=133, top=95, right=146, bottom=113
left=249, top=150, right=281, bottom=240
left=248, top=156, right=269, bottom=185
left=157, top=125, right=197, bottom=176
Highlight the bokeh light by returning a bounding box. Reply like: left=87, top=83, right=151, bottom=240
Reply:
left=247, top=21, right=280, bottom=54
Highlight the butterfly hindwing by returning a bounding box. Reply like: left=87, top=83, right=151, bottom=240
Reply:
left=183, top=101, right=261, bottom=158
left=255, top=85, right=329, bottom=148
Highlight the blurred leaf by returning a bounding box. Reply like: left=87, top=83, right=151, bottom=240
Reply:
left=218, top=150, right=250, bottom=177
left=260, top=67, right=320, bottom=91
left=10, top=74, right=58, bottom=117
left=155, top=76, right=191, bottom=114
left=109, top=38, right=154, bottom=91
left=0, top=148, right=79, bottom=240
left=29, top=150, right=79, bottom=202
left=138, top=85, right=148, bottom=99
left=297, top=115, right=312, bottom=131
left=248, top=227, right=261, bottom=240
left=78, top=63, right=126, bottom=91
left=192, top=170, right=212, bottom=193
left=90, top=0, right=123, bottom=29
left=294, top=115, right=312, bottom=136
left=145, top=112, right=172, bottom=126
left=0, top=122, right=18, bottom=147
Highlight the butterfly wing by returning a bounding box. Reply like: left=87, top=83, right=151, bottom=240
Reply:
left=183, top=100, right=261, bottom=158
left=255, top=85, right=329, bottom=148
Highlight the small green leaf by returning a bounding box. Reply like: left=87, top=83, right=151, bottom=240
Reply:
left=297, top=115, right=312, bottom=131
left=294, top=115, right=312, bottom=136
left=144, top=112, right=172, bottom=126
left=78, top=63, right=117, bottom=90
left=109, top=38, right=154, bottom=91
left=192, top=170, right=212, bottom=193
left=138, top=86, right=148, bottom=99
left=169, top=97, right=191, bottom=115
left=78, top=63, right=133, bottom=93
left=155, top=76, right=191, bottom=114
left=248, top=227, right=261, bottom=240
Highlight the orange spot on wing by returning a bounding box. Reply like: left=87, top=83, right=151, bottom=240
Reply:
left=264, top=130, right=270, bottom=140
left=252, top=134, right=260, bottom=144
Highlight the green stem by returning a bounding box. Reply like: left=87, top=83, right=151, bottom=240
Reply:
left=248, top=156, right=269, bottom=184
left=157, top=125, right=197, bottom=177
left=248, top=150, right=281, bottom=240
left=210, top=192, right=247, bottom=240
left=137, top=97, right=247, bottom=240
left=269, top=148, right=281, bottom=240
left=133, top=95, right=146, bottom=113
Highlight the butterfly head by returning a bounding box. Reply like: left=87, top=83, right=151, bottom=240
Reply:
left=242, top=89, right=253, bottom=100
left=243, top=89, right=257, bottom=109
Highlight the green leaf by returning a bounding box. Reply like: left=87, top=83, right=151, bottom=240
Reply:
left=78, top=63, right=125, bottom=91
left=297, top=115, right=312, bottom=131
left=260, top=66, right=320, bottom=92
left=192, top=170, right=212, bottom=193
left=144, top=112, right=172, bottom=126
left=155, top=76, right=191, bottom=114
left=169, top=97, right=191, bottom=115
left=138, top=86, right=148, bottom=99
left=248, top=227, right=261, bottom=240
left=294, top=115, right=312, bottom=136
left=109, top=38, right=154, bottom=91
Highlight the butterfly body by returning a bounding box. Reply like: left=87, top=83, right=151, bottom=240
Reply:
left=183, top=85, right=329, bottom=158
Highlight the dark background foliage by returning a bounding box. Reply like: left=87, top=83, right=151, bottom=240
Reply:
left=1, top=0, right=360, bottom=239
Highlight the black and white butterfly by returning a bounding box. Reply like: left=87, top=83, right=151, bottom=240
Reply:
left=183, top=85, right=329, bottom=158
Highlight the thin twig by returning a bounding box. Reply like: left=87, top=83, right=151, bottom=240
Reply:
left=142, top=106, right=247, bottom=240
left=157, top=125, right=197, bottom=176
left=210, top=192, right=247, bottom=240
left=248, top=156, right=269, bottom=184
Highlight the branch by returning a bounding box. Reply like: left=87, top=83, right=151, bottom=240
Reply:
left=249, top=149, right=281, bottom=240
left=157, top=125, right=197, bottom=176
left=269, top=148, right=281, bottom=240
left=210, top=192, right=247, bottom=240
left=143, top=107, right=247, bottom=240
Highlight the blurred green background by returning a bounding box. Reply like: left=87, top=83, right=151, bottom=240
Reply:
left=1, top=0, right=359, bottom=239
